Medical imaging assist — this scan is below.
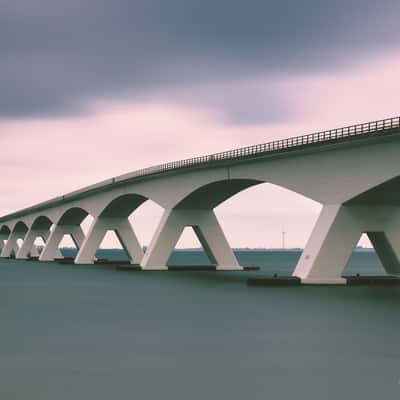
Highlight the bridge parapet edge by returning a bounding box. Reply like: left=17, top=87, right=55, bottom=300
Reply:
left=0, top=116, right=399, bottom=223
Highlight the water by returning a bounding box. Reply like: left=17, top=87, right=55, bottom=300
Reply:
left=63, top=248, right=388, bottom=276
left=0, top=250, right=399, bottom=399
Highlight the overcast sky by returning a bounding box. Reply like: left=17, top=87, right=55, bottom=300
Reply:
left=1, top=0, right=400, bottom=248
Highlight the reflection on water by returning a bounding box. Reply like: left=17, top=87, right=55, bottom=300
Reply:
left=64, top=248, right=387, bottom=276
left=0, top=250, right=398, bottom=400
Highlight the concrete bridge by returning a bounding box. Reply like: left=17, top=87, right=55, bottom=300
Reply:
left=1, top=116, right=400, bottom=284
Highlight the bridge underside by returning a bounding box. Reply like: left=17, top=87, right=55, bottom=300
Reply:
left=346, top=175, right=400, bottom=205
left=1, top=117, right=400, bottom=284
left=294, top=177, right=400, bottom=284
left=1, top=176, right=400, bottom=284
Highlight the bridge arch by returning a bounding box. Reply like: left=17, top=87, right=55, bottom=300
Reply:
left=12, top=216, right=54, bottom=260
left=38, top=207, right=93, bottom=262
left=12, top=221, right=28, bottom=234
left=174, top=179, right=263, bottom=210
left=172, top=178, right=315, bottom=210
left=99, top=194, right=148, bottom=218
left=57, top=207, right=91, bottom=226
left=0, top=225, right=11, bottom=236
left=74, top=194, right=163, bottom=264
left=141, top=178, right=320, bottom=270
left=0, top=222, right=29, bottom=258
left=31, top=215, right=53, bottom=230
left=345, top=174, right=400, bottom=205
left=0, top=226, right=11, bottom=257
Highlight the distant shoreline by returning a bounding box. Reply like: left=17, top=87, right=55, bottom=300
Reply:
left=50, top=247, right=375, bottom=252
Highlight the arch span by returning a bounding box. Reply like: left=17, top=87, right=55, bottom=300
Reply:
left=75, top=194, right=149, bottom=265
left=142, top=178, right=320, bottom=270
left=0, top=225, right=11, bottom=236
left=0, top=221, right=28, bottom=258
left=174, top=179, right=263, bottom=210
left=12, top=221, right=28, bottom=234
left=15, top=216, right=55, bottom=260
left=39, top=207, right=91, bottom=261
left=99, top=194, right=148, bottom=218
left=57, top=207, right=90, bottom=226
left=31, top=215, right=53, bottom=230
left=345, top=174, right=400, bottom=205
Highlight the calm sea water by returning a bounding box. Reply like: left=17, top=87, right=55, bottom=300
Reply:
left=0, top=250, right=399, bottom=399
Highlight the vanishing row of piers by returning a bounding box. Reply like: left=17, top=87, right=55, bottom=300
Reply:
left=1, top=116, right=400, bottom=284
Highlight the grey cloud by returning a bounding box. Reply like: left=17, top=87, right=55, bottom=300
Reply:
left=170, top=79, right=299, bottom=125
left=0, top=0, right=399, bottom=121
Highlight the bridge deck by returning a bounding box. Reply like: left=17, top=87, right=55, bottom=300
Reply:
left=1, top=116, right=399, bottom=222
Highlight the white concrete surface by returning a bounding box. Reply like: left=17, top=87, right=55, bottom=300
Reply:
left=39, top=225, right=85, bottom=261
left=141, top=209, right=241, bottom=270
left=0, top=128, right=399, bottom=283
left=75, top=217, right=143, bottom=264
left=294, top=205, right=400, bottom=283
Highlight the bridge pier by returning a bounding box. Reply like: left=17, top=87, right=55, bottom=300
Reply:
left=16, top=229, right=61, bottom=259
left=39, top=225, right=85, bottom=261
left=141, top=209, right=241, bottom=271
left=75, top=217, right=143, bottom=264
left=0, top=236, right=6, bottom=254
left=1, top=230, right=28, bottom=258
left=366, top=231, right=400, bottom=276
left=294, top=205, right=400, bottom=284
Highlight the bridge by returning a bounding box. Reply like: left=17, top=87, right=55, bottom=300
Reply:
left=1, top=116, right=400, bottom=284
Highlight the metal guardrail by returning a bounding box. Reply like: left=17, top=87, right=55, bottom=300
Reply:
left=121, top=116, right=400, bottom=179
left=0, top=115, right=399, bottom=222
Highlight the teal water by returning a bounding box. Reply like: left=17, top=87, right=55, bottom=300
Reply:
left=0, top=251, right=399, bottom=399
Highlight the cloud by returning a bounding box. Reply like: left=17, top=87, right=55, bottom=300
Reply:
left=0, top=0, right=399, bottom=121
left=0, top=50, right=399, bottom=247
left=1, top=1, right=400, bottom=248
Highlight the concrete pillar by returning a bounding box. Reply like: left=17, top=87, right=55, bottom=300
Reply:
left=16, top=230, right=36, bottom=259
left=0, top=233, right=10, bottom=256
left=30, top=245, right=40, bottom=258
left=16, top=229, right=56, bottom=259
left=367, top=231, right=400, bottom=276
left=0, top=234, right=8, bottom=253
left=70, top=226, right=85, bottom=249
left=293, top=205, right=361, bottom=284
left=75, top=217, right=144, bottom=264
left=1, top=232, right=22, bottom=258
left=39, top=225, right=85, bottom=261
left=141, top=209, right=241, bottom=270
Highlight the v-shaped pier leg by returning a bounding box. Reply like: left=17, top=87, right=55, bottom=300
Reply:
left=1, top=232, right=22, bottom=258
left=75, top=217, right=144, bottom=264
left=141, top=209, right=240, bottom=271
left=16, top=229, right=53, bottom=259
left=39, top=225, right=85, bottom=261
left=293, top=205, right=361, bottom=284
left=367, top=231, right=400, bottom=276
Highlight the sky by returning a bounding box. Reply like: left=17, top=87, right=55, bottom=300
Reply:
left=1, top=0, right=400, bottom=249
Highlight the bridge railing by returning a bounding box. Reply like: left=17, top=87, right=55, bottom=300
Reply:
left=0, top=115, right=399, bottom=222
left=118, top=115, right=400, bottom=182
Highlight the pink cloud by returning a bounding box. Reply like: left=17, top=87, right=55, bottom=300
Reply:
left=1, top=52, right=398, bottom=248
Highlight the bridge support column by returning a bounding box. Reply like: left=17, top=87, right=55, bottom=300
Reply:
left=16, top=229, right=60, bottom=259
left=30, top=245, right=40, bottom=258
left=1, top=232, right=24, bottom=258
left=15, top=230, right=37, bottom=259
left=294, top=205, right=400, bottom=284
left=141, top=209, right=241, bottom=271
left=75, top=217, right=144, bottom=264
left=367, top=231, right=400, bottom=276
left=39, top=225, right=85, bottom=261
left=293, top=205, right=360, bottom=284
